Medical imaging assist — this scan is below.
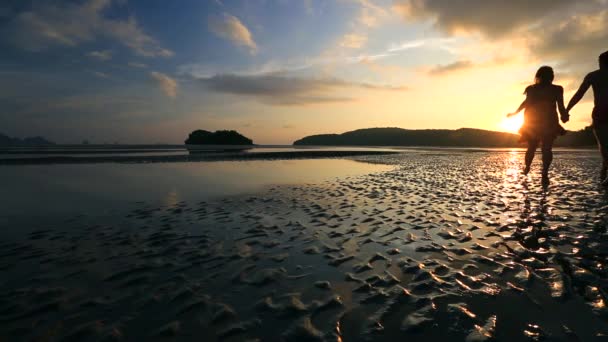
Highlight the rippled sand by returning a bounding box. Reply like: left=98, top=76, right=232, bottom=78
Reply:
left=2, top=151, right=608, bottom=341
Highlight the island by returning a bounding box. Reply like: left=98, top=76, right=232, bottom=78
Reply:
left=185, top=130, right=253, bottom=145
left=0, top=133, right=55, bottom=147
left=293, top=127, right=597, bottom=148
left=185, top=130, right=254, bottom=152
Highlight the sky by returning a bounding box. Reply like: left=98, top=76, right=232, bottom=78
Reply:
left=0, top=0, right=606, bottom=144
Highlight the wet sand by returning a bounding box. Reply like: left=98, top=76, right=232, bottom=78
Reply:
left=1, top=151, right=608, bottom=341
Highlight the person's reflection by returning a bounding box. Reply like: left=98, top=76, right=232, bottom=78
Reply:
left=520, top=180, right=531, bottom=219
left=595, top=190, right=608, bottom=233
left=515, top=180, right=549, bottom=250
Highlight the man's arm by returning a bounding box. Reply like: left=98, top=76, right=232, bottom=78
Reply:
left=566, top=75, right=592, bottom=111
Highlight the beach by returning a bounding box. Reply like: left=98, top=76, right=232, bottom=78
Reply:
left=2, top=148, right=608, bottom=341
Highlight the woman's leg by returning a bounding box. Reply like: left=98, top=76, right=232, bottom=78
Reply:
left=524, top=139, right=539, bottom=175
left=541, top=137, right=555, bottom=178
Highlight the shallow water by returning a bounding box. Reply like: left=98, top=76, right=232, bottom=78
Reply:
left=0, top=159, right=392, bottom=230
left=1, top=151, right=608, bottom=341
left=0, top=145, right=402, bottom=160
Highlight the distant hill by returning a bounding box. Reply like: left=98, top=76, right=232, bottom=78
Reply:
left=554, top=126, right=596, bottom=147
left=185, top=130, right=253, bottom=145
left=293, top=127, right=597, bottom=148
left=0, top=133, right=55, bottom=147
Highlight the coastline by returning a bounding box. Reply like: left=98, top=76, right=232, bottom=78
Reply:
left=0, top=150, right=400, bottom=165
left=0, top=145, right=600, bottom=165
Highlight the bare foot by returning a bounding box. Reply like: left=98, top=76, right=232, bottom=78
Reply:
left=523, top=166, right=531, bottom=175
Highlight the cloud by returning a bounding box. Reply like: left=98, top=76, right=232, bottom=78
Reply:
left=393, top=1, right=608, bottom=74
left=197, top=73, right=407, bottom=105
left=208, top=13, right=257, bottom=54
left=6, top=0, right=173, bottom=57
left=530, top=9, right=608, bottom=70
left=387, top=37, right=458, bottom=53
left=357, top=0, right=389, bottom=27
left=429, top=60, right=473, bottom=75
left=334, top=1, right=385, bottom=57
left=150, top=72, right=178, bottom=98
left=87, top=50, right=112, bottom=61
left=340, top=34, right=367, bottom=49
left=393, top=0, right=573, bottom=38
left=103, top=16, right=174, bottom=57
left=90, top=71, right=111, bottom=79
left=182, top=32, right=453, bottom=80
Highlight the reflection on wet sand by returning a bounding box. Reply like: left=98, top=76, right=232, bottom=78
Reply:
left=1, top=151, right=608, bottom=341
left=0, top=159, right=393, bottom=222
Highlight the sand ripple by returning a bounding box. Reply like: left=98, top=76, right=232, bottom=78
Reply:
left=2, top=152, right=608, bottom=340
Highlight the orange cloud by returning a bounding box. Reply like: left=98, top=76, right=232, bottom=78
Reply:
left=209, top=13, right=258, bottom=54
left=150, top=72, right=178, bottom=98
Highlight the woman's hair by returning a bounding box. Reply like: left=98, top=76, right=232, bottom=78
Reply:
left=534, top=66, right=554, bottom=85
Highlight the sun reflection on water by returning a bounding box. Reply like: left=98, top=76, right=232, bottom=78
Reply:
left=504, top=150, right=522, bottom=179
left=165, top=189, right=180, bottom=208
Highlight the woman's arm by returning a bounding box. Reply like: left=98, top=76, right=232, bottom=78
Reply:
left=557, top=86, right=569, bottom=122
left=507, top=99, right=526, bottom=117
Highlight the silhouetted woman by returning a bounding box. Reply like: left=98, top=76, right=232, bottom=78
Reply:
left=507, top=66, right=569, bottom=181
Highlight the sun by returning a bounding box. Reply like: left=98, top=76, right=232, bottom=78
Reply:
left=500, top=113, right=524, bottom=134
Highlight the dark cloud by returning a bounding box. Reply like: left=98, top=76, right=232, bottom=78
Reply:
left=393, top=0, right=573, bottom=37
left=531, top=10, right=608, bottom=72
left=198, top=74, right=408, bottom=106
left=429, top=60, right=473, bottom=75
left=394, top=0, right=607, bottom=73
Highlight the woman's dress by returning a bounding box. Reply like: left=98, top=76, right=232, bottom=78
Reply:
left=519, top=84, right=566, bottom=142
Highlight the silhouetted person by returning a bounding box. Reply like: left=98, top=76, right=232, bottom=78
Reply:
left=566, top=51, right=608, bottom=185
left=507, top=66, right=568, bottom=183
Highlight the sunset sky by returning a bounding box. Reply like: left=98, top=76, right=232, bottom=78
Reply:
left=0, top=0, right=606, bottom=144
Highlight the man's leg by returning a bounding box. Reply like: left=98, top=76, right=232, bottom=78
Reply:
left=593, top=125, right=608, bottom=183
left=600, top=145, right=608, bottom=183
left=524, top=138, right=539, bottom=175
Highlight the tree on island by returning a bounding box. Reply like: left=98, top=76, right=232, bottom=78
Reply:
left=185, top=130, right=253, bottom=145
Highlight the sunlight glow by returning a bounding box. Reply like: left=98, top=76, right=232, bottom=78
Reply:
left=500, top=113, right=524, bottom=134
